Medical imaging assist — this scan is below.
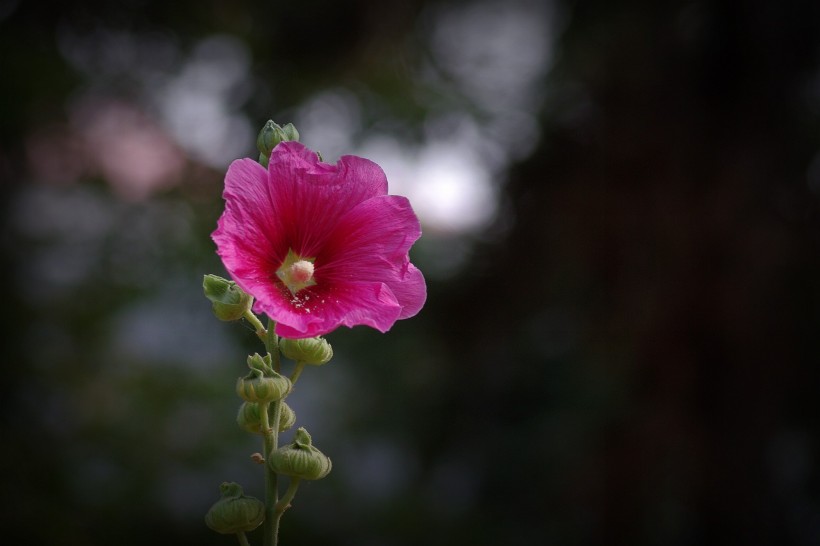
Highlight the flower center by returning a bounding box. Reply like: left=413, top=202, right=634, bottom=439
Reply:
left=289, top=260, right=314, bottom=284
left=276, top=250, right=317, bottom=295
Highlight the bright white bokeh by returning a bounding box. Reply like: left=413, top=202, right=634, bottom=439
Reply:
left=293, top=0, right=556, bottom=237
left=358, top=135, right=498, bottom=234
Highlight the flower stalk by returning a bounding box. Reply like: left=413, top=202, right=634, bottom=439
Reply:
left=259, top=319, right=283, bottom=546
left=259, top=398, right=281, bottom=546
left=289, top=362, right=306, bottom=385
left=243, top=309, right=267, bottom=340
left=275, top=478, right=301, bottom=516
left=202, top=120, right=426, bottom=546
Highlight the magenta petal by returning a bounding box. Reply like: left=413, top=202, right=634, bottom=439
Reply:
left=318, top=194, right=426, bottom=318
left=212, top=158, right=280, bottom=296
left=267, top=142, right=389, bottom=258
left=320, top=195, right=421, bottom=268
left=389, top=260, right=426, bottom=319
left=269, top=281, right=403, bottom=338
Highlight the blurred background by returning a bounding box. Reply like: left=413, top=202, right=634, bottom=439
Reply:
left=3, top=0, right=820, bottom=544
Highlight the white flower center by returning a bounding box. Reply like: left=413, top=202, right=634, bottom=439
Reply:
left=276, top=251, right=317, bottom=295
left=288, top=260, right=314, bottom=285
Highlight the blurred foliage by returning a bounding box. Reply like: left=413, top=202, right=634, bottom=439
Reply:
left=3, top=0, right=820, bottom=545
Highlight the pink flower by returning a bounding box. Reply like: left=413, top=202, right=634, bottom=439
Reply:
left=212, top=141, right=426, bottom=339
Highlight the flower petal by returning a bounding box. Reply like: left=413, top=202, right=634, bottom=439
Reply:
left=316, top=194, right=426, bottom=318
left=320, top=195, right=421, bottom=266
left=268, top=281, right=402, bottom=338
left=267, top=142, right=389, bottom=259
left=212, top=158, right=282, bottom=296
left=388, top=259, right=426, bottom=319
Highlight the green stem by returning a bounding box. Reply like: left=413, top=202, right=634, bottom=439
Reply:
left=243, top=309, right=267, bottom=342
left=260, top=399, right=283, bottom=546
left=251, top=318, right=288, bottom=546
left=265, top=320, right=281, bottom=373
left=267, top=478, right=301, bottom=545
left=236, top=531, right=251, bottom=546
left=275, top=478, right=302, bottom=514
left=290, top=361, right=306, bottom=385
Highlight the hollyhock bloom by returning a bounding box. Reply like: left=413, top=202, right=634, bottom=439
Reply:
left=212, top=141, right=426, bottom=339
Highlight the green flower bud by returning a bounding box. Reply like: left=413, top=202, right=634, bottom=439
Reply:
left=236, top=401, right=263, bottom=434
left=257, top=120, right=300, bottom=161
left=205, top=482, right=265, bottom=534
left=203, top=274, right=253, bottom=321
left=278, top=401, right=297, bottom=432
left=236, top=354, right=292, bottom=403
left=280, top=337, right=333, bottom=365
left=280, top=122, right=299, bottom=142
left=268, top=427, right=332, bottom=480
left=237, top=401, right=296, bottom=434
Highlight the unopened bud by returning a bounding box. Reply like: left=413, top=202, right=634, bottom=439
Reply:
left=257, top=121, right=300, bottom=166
left=205, top=482, right=264, bottom=534
left=278, top=401, right=297, bottom=432
left=280, top=337, right=333, bottom=366
left=280, top=123, right=299, bottom=142
left=236, top=354, right=292, bottom=403
left=203, top=274, right=253, bottom=321
left=236, top=402, right=263, bottom=434
left=237, top=401, right=296, bottom=434
left=268, top=427, right=332, bottom=480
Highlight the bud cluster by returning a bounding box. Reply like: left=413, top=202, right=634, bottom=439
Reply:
left=230, top=334, right=334, bottom=440
left=257, top=120, right=299, bottom=167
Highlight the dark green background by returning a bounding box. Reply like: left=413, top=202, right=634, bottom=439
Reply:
left=3, top=0, right=820, bottom=544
